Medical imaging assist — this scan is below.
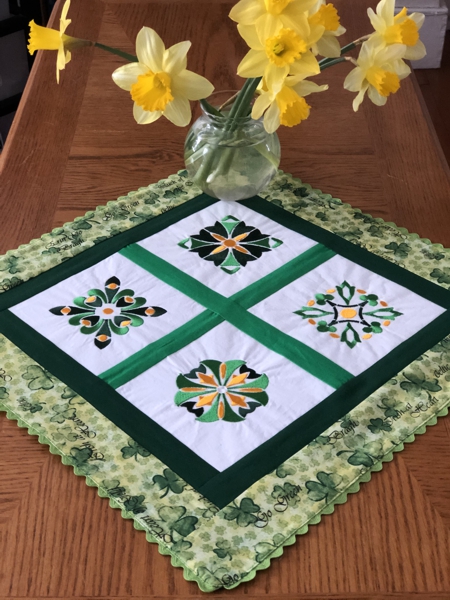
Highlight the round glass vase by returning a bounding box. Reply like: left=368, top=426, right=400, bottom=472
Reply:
left=184, top=92, right=281, bottom=202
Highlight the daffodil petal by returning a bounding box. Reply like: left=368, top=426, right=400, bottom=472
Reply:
left=289, top=50, right=320, bottom=75
left=315, top=34, right=341, bottom=58
left=229, top=0, right=265, bottom=24
left=404, top=40, right=426, bottom=61
left=60, top=0, right=71, bottom=33
left=237, top=48, right=268, bottom=77
left=163, top=96, right=191, bottom=126
left=367, top=7, right=385, bottom=33
left=136, top=27, right=164, bottom=72
left=343, top=66, right=365, bottom=92
left=112, top=62, right=148, bottom=91
left=265, top=63, right=289, bottom=91
left=237, top=23, right=262, bottom=50
left=263, top=100, right=280, bottom=133
left=252, top=91, right=272, bottom=119
left=254, top=13, right=282, bottom=42
left=56, top=44, right=66, bottom=71
left=171, top=69, right=214, bottom=100
left=133, top=103, right=162, bottom=124
left=292, top=79, right=328, bottom=96
left=308, top=23, right=326, bottom=46
left=163, top=40, right=191, bottom=75
left=61, top=0, right=70, bottom=21
left=377, top=42, right=406, bottom=63
left=368, top=85, right=388, bottom=106
left=392, top=58, right=411, bottom=78
left=409, top=12, right=425, bottom=29
left=352, top=83, right=368, bottom=111
left=282, top=3, right=311, bottom=36
left=378, top=0, right=395, bottom=26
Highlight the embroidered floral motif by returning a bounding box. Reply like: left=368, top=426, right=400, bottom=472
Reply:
left=294, top=281, right=403, bottom=349
left=49, top=276, right=166, bottom=349
left=175, top=360, right=269, bottom=422
left=178, top=215, right=283, bottom=274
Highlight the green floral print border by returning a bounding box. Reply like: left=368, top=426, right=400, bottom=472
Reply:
left=1, top=169, right=450, bottom=592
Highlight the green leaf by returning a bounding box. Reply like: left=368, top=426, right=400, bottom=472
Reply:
left=158, top=506, right=198, bottom=537
left=363, top=307, right=402, bottom=320
left=315, top=293, right=334, bottom=305
left=367, top=418, right=392, bottom=434
left=222, top=498, right=260, bottom=527
left=120, top=439, right=151, bottom=460
left=430, top=268, right=450, bottom=285
left=336, top=280, right=355, bottom=305
left=275, top=462, right=297, bottom=478
left=22, top=365, right=54, bottom=390
left=124, top=495, right=147, bottom=514
left=50, top=404, right=76, bottom=423
left=0, top=387, right=8, bottom=399
left=384, top=241, right=411, bottom=259
left=305, top=471, right=342, bottom=502
left=340, top=322, right=361, bottom=349
left=152, top=468, right=186, bottom=497
left=294, top=307, right=334, bottom=319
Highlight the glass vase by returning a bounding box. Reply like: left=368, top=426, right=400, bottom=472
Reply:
left=184, top=91, right=281, bottom=202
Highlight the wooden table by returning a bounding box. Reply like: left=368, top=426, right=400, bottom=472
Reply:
left=1, top=1, right=450, bottom=597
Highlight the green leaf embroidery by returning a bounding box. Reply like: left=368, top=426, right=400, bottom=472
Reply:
left=384, top=241, right=411, bottom=259
left=341, top=322, right=361, bottom=349
left=336, top=281, right=355, bottom=305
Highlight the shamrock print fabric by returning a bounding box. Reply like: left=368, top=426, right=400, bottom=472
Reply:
left=1, top=169, right=449, bottom=592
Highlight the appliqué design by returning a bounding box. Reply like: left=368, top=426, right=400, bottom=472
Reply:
left=178, top=215, right=283, bottom=274
left=174, top=360, right=269, bottom=422
left=294, top=281, right=403, bottom=349
left=49, top=276, right=166, bottom=349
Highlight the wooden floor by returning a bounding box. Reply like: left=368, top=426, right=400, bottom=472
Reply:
left=417, top=32, right=450, bottom=167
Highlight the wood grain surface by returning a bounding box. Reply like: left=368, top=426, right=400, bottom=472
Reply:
left=1, top=0, right=450, bottom=597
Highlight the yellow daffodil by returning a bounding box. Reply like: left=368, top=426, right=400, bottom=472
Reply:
left=28, top=0, right=89, bottom=83
left=112, top=27, right=214, bottom=126
left=344, top=37, right=410, bottom=111
left=252, top=68, right=328, bottom=132
left=308, top=1, right=346, bottom=58
left=229, top=0, right=317, bottom=39
left=237, top=22, right=321, bottom=81
left=367, top=0, right=426, bottom=60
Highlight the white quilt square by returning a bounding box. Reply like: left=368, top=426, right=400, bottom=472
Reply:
left=117, top=321, right=333, bottom=472
left=10, top=253, right=204, bottom=375
left=249, top=255, right=445, bottom=376
left=137, top=200, right=317, bottom=297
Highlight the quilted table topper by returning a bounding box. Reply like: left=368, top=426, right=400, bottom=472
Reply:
left=1, top=171, right=450, bottom=591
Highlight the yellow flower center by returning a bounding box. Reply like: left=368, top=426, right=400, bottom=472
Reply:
left=264, top=0, right=294, bottom=16
left=308, top=4, right=341, bottom=32
left=366, top=66, right=400, bottom=97
left=340, top=308, right=357, bottom=319
left=265, top=29, right=307, bottom=66
left=384, top=9, right=419, bottom=46
left=28, top=20, right=62, bottom=53
left=276, top=86, right=310, bottom=127
left=131, top=71, right=174, bottom=112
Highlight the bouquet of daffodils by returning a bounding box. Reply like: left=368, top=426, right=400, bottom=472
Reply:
left=29, top=0, right=425, bottom=198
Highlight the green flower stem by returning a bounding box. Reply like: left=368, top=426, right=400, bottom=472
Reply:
left=191, top=78, right=261, bottom=189
left=318, top=35, right=370, bottom=68
left=319, top=56, right=353, bottom=71
left=94, top=42, right=138, bottom=63
left=193, top=78, right=262, bottom=189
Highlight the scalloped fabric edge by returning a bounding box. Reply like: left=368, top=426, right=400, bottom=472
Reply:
left=1, top=169, right=450, bottom=592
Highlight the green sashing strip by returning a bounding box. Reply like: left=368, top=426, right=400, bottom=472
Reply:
left=109, top=243, right=352, bottom=390
left=101, top=244, right=337, bottom=388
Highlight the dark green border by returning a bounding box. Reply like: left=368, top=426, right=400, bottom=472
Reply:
left=1, top=194, right=450, bottom=508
